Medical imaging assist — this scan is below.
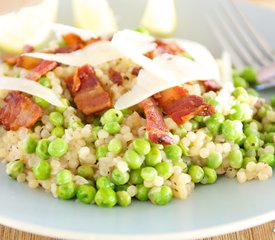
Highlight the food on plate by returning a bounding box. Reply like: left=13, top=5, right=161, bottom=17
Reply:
left=0, top=25, right=274, bottom=207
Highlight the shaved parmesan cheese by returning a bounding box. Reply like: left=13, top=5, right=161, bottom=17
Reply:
left=111, top=30, right=220, bottom=109
left=175, top=39, right=220, bottom=81
left=0, top=76, right=64, bottom=107
left=24, top=41, right=122, bottom=67
left=51, top=23, right=98, bottom=41
left=115, top=54, right=214, bottom=109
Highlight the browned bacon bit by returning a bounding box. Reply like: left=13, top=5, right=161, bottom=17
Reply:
left=2, top=45, right=34, bottom=66
left=0, top=92, right=43, bottom=131
left=16, top=56, right=41, bottom=70
left=139, top=98, right=174, bottom=145
left=164, top=95, right=215, bottom=125
left=154, top=86, right=189, bottom=107
left=200, top=80, right=221, bottom=92
left=108, top=68, right=123, bottom=85
left=131, top=66, right=142, bottom=76
left=154, top=86, right=215, bottom=125
left=66, top=64, right=112, bottom=115
left=146, top=39, right=185, bottom=59
left=26, top=60, right=57, bottom=81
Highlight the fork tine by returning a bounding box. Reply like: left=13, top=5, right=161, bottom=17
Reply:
left=206, top=14, right=245, bottom=69
left=230, top=0, right=275, bottom=62
left=220, top=0, right=271, bottom=67
left=208, top=4, right=259, bottom=68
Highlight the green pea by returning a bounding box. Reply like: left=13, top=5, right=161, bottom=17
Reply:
left=103, top=122, right=121, bottom=134
left=205, top=113, right=224, bottom=134
left=229, top=104, right=245, bottom=121
left=148, top=186, right=173, bottom=205
left=164, top=144, right=182, bottom=162
left=111, top=168, right=130, bottom=185
left=57, top=182, right=76, bottom=200
left=77, top=165, right=94, bottom=179
left=102, top=109, right=123, bottom=124
left=58, top=39, right=67, bottom=47
left=91, top=126, right=102, bottom=142
left=96, top=145, right=108, bottom=159
left=108, top=138, right=123, bottom=154
left=206, top=152, right=222, bottom=169
left=271, top=95, right=275, bottom=108
left=95, top=188, right=117, bottom=207
left=247, top=88, right=259, bottom=97
left=231, top=87, right=248, bottom=99
left=34, top=96, right=49, bottom=109
left=96, top=176, right=115, bottom=189
left=259, top=153, right=275, bottom=167
left=55, top=169, right=73, bottom=185
left=208, top=99, right=221, bottom=112
left=121, top=108, right=133, bottom=116
left=23, top=135, right=38, bottom=153
left=135, top=26, right=150, bottom=35
left=264, top=123, right=275, bottom=133
left=188, top=165, right=204, bottom=183
left=228, top=150, right=243, bottom=169
left=116, top=191, right=131, bottom=207
left=244, top=127, right=260, bottom=138
left=135, top=184, right=150, bottom=201
left=33, top=160, right=51, bottom=180
left=76, top=184, right=96, bottom=204
left=201, top=167, right=217, bottom=184
left=55, top=98, right=70, bottom=113
left=141, top=167, right=158, bottom=181
left=240, top=66, right=257, bottom=85
left=6, top=160, right=24, bottom=179
left=49, top=112, right=64, bottom=127
left=190, top=120, right=199, bottom=130
left=145, top=147, right=162, bottom=166
left=130, top=169, right=143, bottom=185
left=36, top=139, right=50, bottom=160
left=173, top=126, right=187, bottom=138
left=155, top=162, right=173, bottom=180
left=242, top=157, right=257, bottom=168
left=222, top=120, right=244, bottom=142
left=174, top=160, right=188, bottom=173
left=244, top=135, right=260, bottom=150
left=133, top=138, right=151, bottom=155
left=51, top=126, right=65, bottom=137
left=124, top=149, right=144, bottom=170
left=233, top=76, right=248, bottom=88
left=38, top=76, right=51, bottom=88
left=48, top=138, right=68, bottom=158
left=265, top=132, right=275, bottom=143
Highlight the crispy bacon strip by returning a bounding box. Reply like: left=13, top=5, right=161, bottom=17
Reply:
left=131, top=66, right=142, bottom=76
left=2, top=45, right=34, bottom=66
left=146, top=40, right=185, bottom=59
left=66, top=64, right=112, bottom=115
left=200, top=80, right=221, bottom=92
left=26, top=60, right=57, bottom=81
left=108, top=69, right=123, bottom=85
left=0, top=92, right=43, bottom=131
left=155, top=87, right=215, bottom=125
left=139, top=98, right=173, bottom=145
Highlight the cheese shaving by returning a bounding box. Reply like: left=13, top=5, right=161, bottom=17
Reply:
left=0, top=76, right=64, bottom=107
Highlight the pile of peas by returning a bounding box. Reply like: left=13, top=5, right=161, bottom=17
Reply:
left=5, top=67, right=275, bottom=207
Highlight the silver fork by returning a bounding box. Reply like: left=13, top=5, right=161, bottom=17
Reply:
left=206, top=0, right=275, bottom=90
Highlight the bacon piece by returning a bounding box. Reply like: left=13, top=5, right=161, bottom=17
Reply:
left=154, top=86, right=189, bottom=107
left=131, top=66, right=142, bottom=76
left=26, top=60, right=57, bottom=81
left=66, top=65, right=112, bottom=115
left=16, top=56, right=41, bottom=70
left=164, top=95, right=215, bottom=124
left=155, top=87, right=215, bottom=125
left=108, top=69, right=123, bottom=85
left=139, top=98, right=173, bottom=145
left=200, top=80, right=221, bottom=92
left=0, top=92, right=43, bottom=131
left=146, top=40, right=185, bottom=59
left=2, top=45, right=34, bottom=66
